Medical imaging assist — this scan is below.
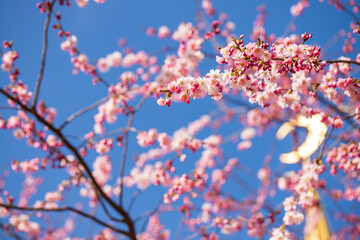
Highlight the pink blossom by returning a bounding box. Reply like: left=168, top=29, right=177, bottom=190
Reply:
left=60, top=35, right=77, bottom=52
left=93, top=156, right=112, bottom=186
left=283, top=210, right=304, bottom=225
left=95, top=139, right=113, bottom=154
left=97, top=57, right=109, bottom=73
left=75, top=0, right=88, bottom=7
left=106, top=51, right=122, bottom=67
left=158, top=26, right=171, bottom=38
left=237, top=140, right=252, bottom=151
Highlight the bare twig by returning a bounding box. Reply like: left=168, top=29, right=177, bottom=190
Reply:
left=0, top=203, right=127, bottom=235
left=32, top=0, right=56, bottom=109
left=59, top=96, right=109, bottom=130
left=272, top=57, right=360, bottom=67
left=0, top=221, right=25, bottom=240
left=0, top=106, right=17, bottom=110
left=0, top=88, right=137, bottom=239
left=119, top=94, right=149, bottom=207
left=96, top=193, right=125, bottom=223
left=127, top=190, right=144, bottom=213
left=317, top=95, right=360, bottom=129
left=325, top=59, right=360, bottom=67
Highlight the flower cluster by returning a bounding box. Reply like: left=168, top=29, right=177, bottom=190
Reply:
left=159, top=34, right=328, bottom=111
left=9, top=214, right=40, bottom=237
left=326, top=142, right=360, bottom=179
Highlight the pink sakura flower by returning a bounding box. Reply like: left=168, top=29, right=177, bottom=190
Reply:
left=97, top=57, right=109, bottom=73
left=120, top=71, right=138, bottom=85
left=157, top=133, right=171, bottom=150
left=93, top=156, right=112, bottom=186
left=157, top=98, right=171, bottom=107
left=257, top=168, right=270, bottom=180
left=11, top=81, right=33, bottom=103
left=158, top=26, right=171, bottom=38
left=138, top=215, right=170, bottom=240
left=1, top=51, right=18, bottom=71
left=146, top=27, right=156, bottom=36
left=237, top=140, right=252, bottom=151
left=187, top=115, right=210, bottom=135
left=9, top=214, right=41, bottom=237
left=46, top=135, right=60, bottom=147
left=71, top=53, right=96, bottom=75
left=0, top=198, right=9, bottom=217
left=298, top=191, right=315, bottom=208
left=12, top=158, right=40, bottom=173
left=283, top=210, right=304, bottom=225
left=94, top=228, right=116, bottom=240
left=95, top=139, right=113, bottom=154
left=137, top=129, right=158, bottom=147
left=247, top=213, right=266, bottom=237
left=277, top=171, right=299, bottom=191
left=128, top=165, right=155, bottom=190
left=60, top=35, right=77, bottom=52
left=45, top=191, right=62, bottom=202
left=180, top=93, right=190, bottom=104
left=106, top=51, right=122, bottom=67
left=270, top=227, right=293, bottom=240
left=94, top=0, right=106, bottom=3
left=13, top=128, right=25, bottom=139
left=283, top=196, right=297, bottom=211
left=172, top=22, right=194, bottom=41
left=240, top=127, right=256, bottom=140
left=6, top=116, right=20, bottom=129
left=75, top=0, right=88, bottom=7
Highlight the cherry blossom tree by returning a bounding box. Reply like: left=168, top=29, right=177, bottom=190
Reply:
left=0, top=0, right=359, bottom=239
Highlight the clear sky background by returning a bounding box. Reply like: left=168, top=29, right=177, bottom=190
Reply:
left=0, top=0, right=358, bottom=239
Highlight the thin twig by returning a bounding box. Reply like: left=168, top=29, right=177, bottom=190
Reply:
left=317, top=95, right=360, bottom=129
left=127, top=190, right=144, bottom=213
left=0, top=221, right=25, bottom=240
left=59, top=96, right=109, bottom=130
left=325, top=59, right=360, bottom=67
left=0, top=88, right=137, bottom=239
left=0, top=203, right=127, bottom=235
left=119, top=94, right=149, bottom=207
left=272, top=57, right=360, bottom=67
left=96, top=193, right=125, bottom=223
left=32, top=0, right=56, bottom=109
left=0, top=106, right=17, bottom=110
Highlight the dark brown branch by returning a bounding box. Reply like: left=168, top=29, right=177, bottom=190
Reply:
left=0, top=88, right=137, bottom=239
left=325, top=59, right=360, bottom=67
left=59, top=96, right=109, bottom=130
left=272, top=57, right=360, bottom=67
left=97, top=194, right=125, bottom=223
left=317, top=127, right=334, bottom=161
left=0, top=203, right=127, bottom=235
left=32, top=0, right=56, bottom=109
left=0, top=221, right=25, bottom=240
left=317, top=95, right=360, bottom=129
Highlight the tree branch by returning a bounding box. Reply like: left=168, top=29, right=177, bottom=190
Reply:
left=0, top=88, right=137, bottom=239
left=0, top=221, right=25, bottom=240
left=325, top=59, right=360, bottom=67
left=119, top=94, right=149, bottom=207
left=32, top=0, right=56, bottom=109
left=59, top=96, right=109, bottom=130
left=0, top=203, right=127, bottom=235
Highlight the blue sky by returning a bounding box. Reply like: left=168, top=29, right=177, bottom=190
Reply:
left=0, top=0, right=358, bottom=239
